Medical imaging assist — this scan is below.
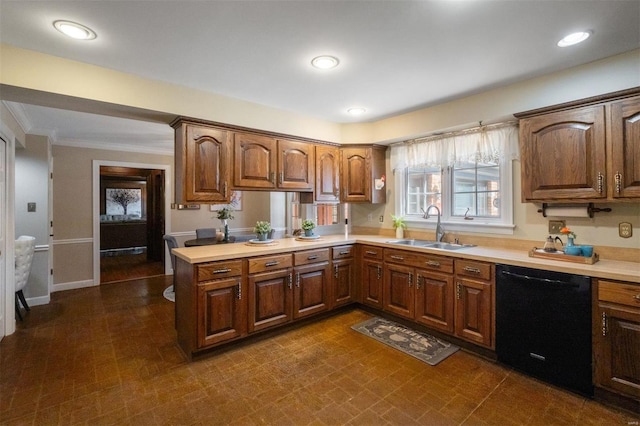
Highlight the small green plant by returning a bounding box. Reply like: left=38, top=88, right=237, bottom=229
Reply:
left=391, top=215, right=406, bottom=230
left=254, top=221, right=272, bottom=235
left=216, top=207, right=234, bottom=221
left=301, top=219, right=316, bottom=231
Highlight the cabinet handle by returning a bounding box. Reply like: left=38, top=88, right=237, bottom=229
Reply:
left=270, top=172, right=275, bottom=184
left=213, top=268, right=231, bottom=274
left=426, top=260, right=441, bottom=268
left=376, top=265, right=382, bottom=280
left=601, top=312, right=608, bottom=337
left=339, top=251, right=350, bottom=255
left=408, top=273, right=413, bottom=287
left=597, top=172, right=604, bottom=194
left=416, top=275, right=422, bottom=290
left=390, top=255, right=404, bottom=261
left=334, top=264, right=339, bottom=278
left=279, top=172, right=283, bottom=184
left=365, top=250, right=378, bottom=255
left=265, top=261, right=280, bottom=267
left=288, top=273, right=292, bottom=289
left=615, top=171, right=622, bottom=194
left=236, top=281, right=242, bottom=300
left=633, top=294, right=640, bottom=301
left=296, top=272, right=300, bottom=288
left=463, top=266, right=481, bottom=274
left=223, top=181, right=228, bottom=198
left=456, top=282, right=462, bottom=300
left=307, top=255, right=319, bottom=260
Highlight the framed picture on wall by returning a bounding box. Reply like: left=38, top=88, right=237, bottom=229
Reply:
left=106, top=188, right=142, bottom=217
left=210, top=190, right=242, bottom=212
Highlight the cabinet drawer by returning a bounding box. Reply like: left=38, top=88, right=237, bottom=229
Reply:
left=415, top=254, right=454, bottom=274
left=197, top=260, right=243, bottom=282
left=361, top=245, right=383, bottom=260
left=455, top=259, right=492, bottom=281
left=599, top=280, right=640, bottom=308
left=332, top=245, right=354, bottom=260
left=294, top=248, right=330, bottom=266
left=248, top=254, right=293, bottom=274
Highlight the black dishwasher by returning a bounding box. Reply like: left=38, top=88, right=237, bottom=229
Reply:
left=496, top=264, right=593, bottom=396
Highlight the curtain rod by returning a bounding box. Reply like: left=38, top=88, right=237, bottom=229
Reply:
left=391, top=120, right=518, bottom=146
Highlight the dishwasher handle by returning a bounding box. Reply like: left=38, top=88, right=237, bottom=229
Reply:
left=499, top=270, right=581, bottom=288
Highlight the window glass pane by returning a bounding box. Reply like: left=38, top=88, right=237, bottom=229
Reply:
left=405, top=167, right=441, bottom=215
left=452, top=162, right=500, bottom=218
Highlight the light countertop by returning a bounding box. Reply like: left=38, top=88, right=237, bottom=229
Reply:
left=172, top=234, right=640, bottom=284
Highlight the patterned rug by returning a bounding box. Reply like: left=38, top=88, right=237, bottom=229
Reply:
left=351, top=317, right=459, bottom=366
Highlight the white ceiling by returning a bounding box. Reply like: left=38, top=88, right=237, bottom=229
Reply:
left=1, top=0, right=639, bottom=150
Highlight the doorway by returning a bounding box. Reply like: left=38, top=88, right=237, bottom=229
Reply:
left=99, top=165, right=165, bottom=283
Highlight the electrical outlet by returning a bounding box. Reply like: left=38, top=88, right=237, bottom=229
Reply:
left=619, top=222, right=633, bottom=238
left=549, top=220, right=565, bottom=234
left=367, top=214, right=372, bottom=222
left=379, top=215, right=384, bottom=223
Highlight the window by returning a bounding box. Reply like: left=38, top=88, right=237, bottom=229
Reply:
left=391, top=124, right=518, bottom=235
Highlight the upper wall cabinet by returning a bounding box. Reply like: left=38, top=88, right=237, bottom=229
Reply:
left=340, top=146, right=386, bottom=203
left=173, top=120, right=232, bottom=204
left=315, top=145, right=340, bottom=202
left=516, top=89, right=640, bottom=202
left=233, top=133, right=314, bottom=191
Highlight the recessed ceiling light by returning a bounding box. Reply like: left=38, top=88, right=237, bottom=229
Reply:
left=311, top=55, right=339, bottom=69
left=53, top=20, right=97, bottom=40
left=557, top=31, right=591, bottom=47
left=347, top=107, right=366, bottom=116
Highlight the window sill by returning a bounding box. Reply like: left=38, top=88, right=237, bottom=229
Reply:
left=404, top=219, right=516, bottom=235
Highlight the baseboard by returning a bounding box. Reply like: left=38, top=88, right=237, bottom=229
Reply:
left=24, top=294, right=50, bottom=307
left=52, top=279, right=97, bottom=292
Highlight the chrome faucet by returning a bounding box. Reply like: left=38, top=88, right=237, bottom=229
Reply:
left=423, top=205, right=445, bottom=242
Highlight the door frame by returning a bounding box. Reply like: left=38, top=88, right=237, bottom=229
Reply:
left=92, top=160, right=172, bottom=285
left=1, top=121, right=16, bottom=337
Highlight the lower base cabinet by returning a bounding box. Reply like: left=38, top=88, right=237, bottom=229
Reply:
left=454, top=259, right=495, bottom=348
left=332, top=245, right=355, bottom=308
left=247, top=254, right=294, bottom=333
left=198, top=277, right=246, bottom=347
left=360, top=246, right=384, bottom=309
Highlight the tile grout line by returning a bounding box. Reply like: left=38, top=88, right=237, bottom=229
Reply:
left=458, top=369, right=510, bottom=425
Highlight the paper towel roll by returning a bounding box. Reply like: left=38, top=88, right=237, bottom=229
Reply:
left=543, top=206, right=590, bottom=218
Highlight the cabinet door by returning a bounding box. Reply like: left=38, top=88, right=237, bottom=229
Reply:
left=361, top=259, right=383, bottom=309
left=278, top=139, right=314, bottom=190
left=415, top=269, right=454, bottom=333
left=293, top=262, right=330, bottom=319
left=175, top=123, right=231, bottom=203
left=233, top=132, right=277, bottom=189
left=315, top=145, right=340, bottom=202
left=248, top=268, right=292, bottom=332
left=197, top=277, right=245, bottom=348
left=332, top=258, right=354, bottom=308
left=520, top=105, right=606, bottom=201
left=341, top=147, right=370, bottom=202
left=611, top=96, right=640, bottom=198
left=384, top=263, right=415, bottom=320
left=455, top=278, right=493, bottom=348
left=596, top=305, right=640, bottom=399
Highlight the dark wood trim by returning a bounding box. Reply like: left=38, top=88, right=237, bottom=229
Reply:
left=514, top=87, right=640, bottom=118
left=594, top=386, right=640, bottom=415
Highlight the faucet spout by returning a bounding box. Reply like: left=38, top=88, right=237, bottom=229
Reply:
left=423, top=204, right=445, bottom=242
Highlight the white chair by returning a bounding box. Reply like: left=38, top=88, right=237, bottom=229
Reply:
left=15, top=235, right=36, bottom=321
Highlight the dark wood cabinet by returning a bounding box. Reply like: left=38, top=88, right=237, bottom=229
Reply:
left=415, top=269, right=454, bottom=334
left=173, top=121, right=232, bottom=203
left=233, top=133, right=314, bottom=191
left=454, top=259, right=494, bottom=348
left=340, top=146, right=386, bottom=203
left=383, top=259, right=415, bottom=321
left=331, top=245, right=355, bottom=308
left=315, top=145, right=340, bottom=202
left=293, top=248, right=331, bottom=319
left=595, top=279, right=640, bottom=401
left=516, top=89, right=640, bottom=202
left=247, top=253, right=294, bottom=333
left=197, top=276, right=245, bottom=348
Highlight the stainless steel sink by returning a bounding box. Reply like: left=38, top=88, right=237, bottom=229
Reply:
left=422, top=242, right=476, bottom=250
left=385, top=239, right=436, bottom=246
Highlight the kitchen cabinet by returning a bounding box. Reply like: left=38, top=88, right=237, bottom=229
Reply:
left=340, top=146, right=386, bottom=203
left=247, top=253, right=293, bottom=332
left=315, top=145, right=340, bottom=202
left=595, top=279, right=640, bottom=401
left=292, top=248, right=331, bottom=319
left=173, top=120, right=232, bottom=203
left=360, top=245, right=384, bottom=309
left=331, top=245, right=355, bottom=308
left=415, top=256, right=455, bottom=334
left=234, top=133, right=314, bottom=191
left=516, top=89, right=640, bottom=202
left=454, top=259, right=494, bottom=348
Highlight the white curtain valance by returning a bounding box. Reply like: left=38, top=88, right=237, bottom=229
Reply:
left=390, top=123, right=519, bottom=171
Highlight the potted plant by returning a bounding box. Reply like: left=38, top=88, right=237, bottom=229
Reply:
left=301, top=219, right=316, bottom=237
left=216, top=207, right=234, bottom=242
left=391, top=214, right=407, bottom=239
left=254, top=221, right=272, bottom=241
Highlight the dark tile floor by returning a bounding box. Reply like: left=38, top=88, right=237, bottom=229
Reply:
left=1, top=276, right=637, bottom=425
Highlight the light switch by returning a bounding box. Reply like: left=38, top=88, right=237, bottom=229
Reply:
left=27, top=202, right=36, bottom=212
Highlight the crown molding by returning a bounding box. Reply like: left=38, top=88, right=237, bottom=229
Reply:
left=53, top=137, right=174, bottom=156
